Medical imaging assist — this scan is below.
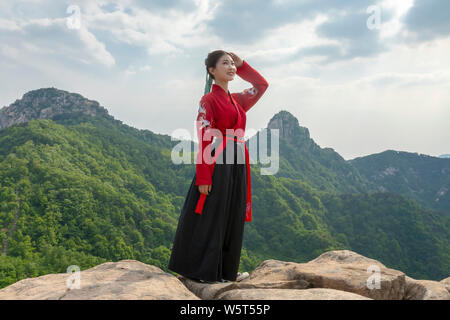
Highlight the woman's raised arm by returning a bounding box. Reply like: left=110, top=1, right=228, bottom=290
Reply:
left=231, top=59, right=269, bottom=112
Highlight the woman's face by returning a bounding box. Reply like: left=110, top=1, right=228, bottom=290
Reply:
left=209, top=53, right=236, bottom=82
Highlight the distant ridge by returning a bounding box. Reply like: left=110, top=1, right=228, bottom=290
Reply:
left=0, top=87, right=111, bottom=130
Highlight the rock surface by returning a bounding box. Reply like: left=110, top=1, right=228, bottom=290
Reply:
left=441, top=277, right=450, bottom=292
left=0, top=250, right=448, bottom=300
left=216, top=288, right=372, bottom=300
left=0, top=260, right=199, bottom=300
left=404, top=276, right=450, bottom=300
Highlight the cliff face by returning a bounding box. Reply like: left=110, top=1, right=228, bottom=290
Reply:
left=0, top=88, right=109, bottom=130
left=267, top=110, right=315, bottom=150
left=0, top=250, right=448, bottom=300
left=262, top=110, right=376, bottom=193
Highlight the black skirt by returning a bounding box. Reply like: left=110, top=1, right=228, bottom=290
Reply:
left=168, top=138, right=247, bottom=282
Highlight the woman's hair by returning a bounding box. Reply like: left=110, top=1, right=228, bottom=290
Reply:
left=205, top=50, right=229, bottom=80
left=204, top=50, right=229, bottom=94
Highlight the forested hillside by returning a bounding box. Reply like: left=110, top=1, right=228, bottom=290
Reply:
left=349, top=150, right=450, bottom=212
left=0, top=88, right=448, bottom=289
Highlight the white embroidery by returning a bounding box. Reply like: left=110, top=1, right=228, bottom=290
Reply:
left=199, top=118, right=210, bottom=129
left=242, top=87, right=257, bottom=96
left=198, top=103, right=206, bottom=115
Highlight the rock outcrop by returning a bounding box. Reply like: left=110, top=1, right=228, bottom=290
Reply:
left=0, top=250, right=448, bottom=300
left=0, top=259, right=199, bottom=300
left=267, top=110, right=315, bottom=149
left=0, top=88, right=110, bottom=130
left=441, top=277, right=450, bottom=290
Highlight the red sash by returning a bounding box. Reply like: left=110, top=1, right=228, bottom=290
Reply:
left=194, top=134, right=252, bottom=222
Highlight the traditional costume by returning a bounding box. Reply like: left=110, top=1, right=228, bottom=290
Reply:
left=168, top=59, right=268, bottom=282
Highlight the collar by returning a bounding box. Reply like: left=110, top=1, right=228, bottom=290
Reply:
left=211, top=83, right=230, bottom=97
left=211, top=83, right=241, bottom=130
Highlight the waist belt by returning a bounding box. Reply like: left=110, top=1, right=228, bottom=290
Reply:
left=194, top=133, right=252, bottom=222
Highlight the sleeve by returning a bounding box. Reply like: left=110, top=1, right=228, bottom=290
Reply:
left=195, top=96, right=215, bottom=186
left=231, top=60, right=269, bottom=113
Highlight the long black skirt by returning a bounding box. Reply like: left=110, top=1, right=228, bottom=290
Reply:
left=168, top=138, right=247, bottom=282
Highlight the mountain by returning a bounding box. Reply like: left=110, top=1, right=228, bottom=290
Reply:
left=258, top=110, right=377, bottom=194
left=349, top=150, right=450, bottom=212
left=0, top=87, right=110, bottom=130
left=250, top=111, right=450, bottom=214
left=440, top=154, right=450, bottom=159
left=0, top=88, right=448, bottom=290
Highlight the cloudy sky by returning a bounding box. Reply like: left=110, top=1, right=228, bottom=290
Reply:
left=0, top=0, right=449, bottom=160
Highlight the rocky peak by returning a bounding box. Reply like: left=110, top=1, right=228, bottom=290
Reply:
left=267, top=110, right=315, bottom=149
left=0, top=87, right=110, bottom=130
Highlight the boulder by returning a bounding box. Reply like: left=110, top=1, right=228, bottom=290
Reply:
left=245, top=250, right=406, bottom=300
left=178, top=273, right=309, bottom=300
left=0, top=260, right=199, bottom=300
left=404, top=276, right=450, bottom=300
left=440, top=277, right=450, bottom=293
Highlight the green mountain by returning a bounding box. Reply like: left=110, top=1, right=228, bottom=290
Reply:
left=349, top=150, right=450, bottom=212
left=257, top=110, right=378, bottom=194
left=0, top=88, right=448, bottom=289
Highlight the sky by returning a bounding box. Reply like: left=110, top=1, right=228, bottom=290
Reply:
left=0, top=0, right=449, bottom=160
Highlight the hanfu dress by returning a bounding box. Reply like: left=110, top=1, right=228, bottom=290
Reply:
left=168, top=60, right=269, bottom=282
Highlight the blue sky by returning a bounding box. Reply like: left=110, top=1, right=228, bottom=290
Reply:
left=0, top=0, right=449, bottom=160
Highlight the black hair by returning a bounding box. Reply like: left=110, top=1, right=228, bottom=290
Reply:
left=204, top=50, right=230, bottom=80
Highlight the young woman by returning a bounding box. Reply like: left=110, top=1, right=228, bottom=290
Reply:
left=168, top=50, right=269, bottom=284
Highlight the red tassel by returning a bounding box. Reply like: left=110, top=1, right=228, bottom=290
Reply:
left=195, top=193, right=207, bottom=214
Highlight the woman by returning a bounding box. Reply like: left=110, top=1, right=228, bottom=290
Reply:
left=168, top=50, right=269, bottom=284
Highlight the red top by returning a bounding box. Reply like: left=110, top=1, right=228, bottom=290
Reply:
left=195, top=60, right=269, bottom=186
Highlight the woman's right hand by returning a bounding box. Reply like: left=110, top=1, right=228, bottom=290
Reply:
left=199, top=185, right=212, bottom=195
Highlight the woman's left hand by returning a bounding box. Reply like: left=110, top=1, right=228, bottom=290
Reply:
left=227, top=52, right=243, bottom=68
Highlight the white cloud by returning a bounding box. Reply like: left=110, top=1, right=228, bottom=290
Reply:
left=379, top=0, right=414, bottom=39
left=0, top=0, right=448, bottom=161
left=123, top=64, right=152, bottom=76
left=0, top=16, right=115, bottom=67
left=77, top=24, right=115, bottom=67
left=0, top=18, right=20, bottom=31
left=355, top=70, right=450, bottom=88
left=83, top=0, right=221, bottom=54
left=255, top=32, right=450, bottom=159
left=233, top=14, right=338, bottom=62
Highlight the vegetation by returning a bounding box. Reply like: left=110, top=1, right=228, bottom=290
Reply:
left=0, top=115, right=448, bottom=289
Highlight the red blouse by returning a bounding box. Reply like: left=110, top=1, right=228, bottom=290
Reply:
left=195, top=60, right=269, bottom=186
